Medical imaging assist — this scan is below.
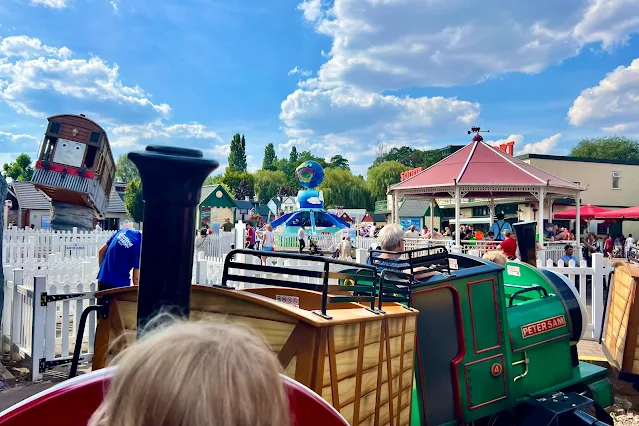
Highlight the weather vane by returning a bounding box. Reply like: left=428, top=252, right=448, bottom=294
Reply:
left=467, top=126, right=490, bottom=142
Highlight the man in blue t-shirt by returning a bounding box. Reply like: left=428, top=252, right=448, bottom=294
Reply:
left=97, top=227, right=142, bottom=290
left=489, top=213, right=512, bottom=241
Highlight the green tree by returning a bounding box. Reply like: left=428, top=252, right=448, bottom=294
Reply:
left=329, top=155, right=350, bottom=170
left=289, top=146, right=299, bottom=165
left=366, top=161, right=409, bottom=201
left=124, top=179, right=144, bottom=223
left=115, top=154, right=139, bottom=183
left=228, top=133, right=247, bottom=172
left=262, top=143, right=277, bottom=171
left=204, top=174, right=231, bottom=194
left=2, top=153, right=34, bottom=181
left=371, top=146, right=442, bottom=169
left=235, top=179, right=252, bottom=200
left=254, top=170, right=287, bottom=202
left=279, top=183, right=296, bottom=196
left=221, top=169, right=254, bottom=198
left=320, top=168, right=372, bottom=210
left=570, top=136, right=639, bottom=161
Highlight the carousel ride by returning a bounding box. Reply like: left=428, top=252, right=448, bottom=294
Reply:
left=271, top=160, right=350, bottom=235
left=0, top=142, right=615, bottom=426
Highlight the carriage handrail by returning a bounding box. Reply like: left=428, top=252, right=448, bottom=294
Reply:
left=221, top=249, right=412, bottom=318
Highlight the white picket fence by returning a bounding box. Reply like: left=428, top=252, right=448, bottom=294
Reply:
left=535, top=253, right=611, bottom=341
left=2, top=259, right=99, bottom=381
left=3, top=228, right=114, bottom=265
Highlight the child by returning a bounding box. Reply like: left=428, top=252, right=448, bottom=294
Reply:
left=88, top=321, right=291, bottom=426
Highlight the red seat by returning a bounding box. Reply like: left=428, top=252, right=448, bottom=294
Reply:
left=0, top=367, right=348, bottom=426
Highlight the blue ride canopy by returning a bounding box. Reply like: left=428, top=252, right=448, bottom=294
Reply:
left=271, top=210, right=350, bottom=230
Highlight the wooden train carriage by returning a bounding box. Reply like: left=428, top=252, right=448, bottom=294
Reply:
left=92, top=285, right=418, bottom=426
left=602, top=259, right=639, bottom=383
left=31, top=114, right=115, bottom=217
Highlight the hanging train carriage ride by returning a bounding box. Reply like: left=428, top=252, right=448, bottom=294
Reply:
left=0, top=145, right=615, bottom=426
left=31, top=114, right=115, bottom=219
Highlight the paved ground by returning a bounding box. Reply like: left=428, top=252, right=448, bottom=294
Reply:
left=578, top=338, right=607, bottom=361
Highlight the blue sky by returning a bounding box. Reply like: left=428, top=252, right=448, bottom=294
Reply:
left=0, top=0, right=638, bottom=176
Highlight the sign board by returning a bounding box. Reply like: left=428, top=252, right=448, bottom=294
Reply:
left=400, top=167, right=423, bottom=182
left=496, top=141, right=515, bottom=156
left=521, top=315, right=566, bottom=338
left=65, top=244, right=86, bottom=251
left=276, top=295, right=300, bottom=308
left=4, top=200, right=12, bottom=209
left=506, top=265, right=521, bottom=277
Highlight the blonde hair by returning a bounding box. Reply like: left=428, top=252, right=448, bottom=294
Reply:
left=264, top=223, right=273, bottom=231
left=89, top=321, right=291, bottom=426
left=482, top=250, right=508, bottom=266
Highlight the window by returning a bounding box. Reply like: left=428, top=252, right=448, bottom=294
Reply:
left=612, top=171, right=621, bottom=189
left=49, top=122, right=61, bottom=134
left=90, top=132, right=100, bottom=143
left=84, top=145, right=98, bottom=168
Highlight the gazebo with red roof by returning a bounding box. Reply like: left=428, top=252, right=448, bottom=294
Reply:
left=389, top=133, right=585, bottom=248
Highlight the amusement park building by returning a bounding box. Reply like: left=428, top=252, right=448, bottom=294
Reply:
left=7, top=181, right=132, bottom=230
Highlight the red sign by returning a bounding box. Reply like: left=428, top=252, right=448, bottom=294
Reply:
left=400, top=167, right=422, bottom=182
left=497, top=141, right=515, bottom=156
left=490, top=363, right=503, bottom=377
left=521, top=315, right=566, bottom=338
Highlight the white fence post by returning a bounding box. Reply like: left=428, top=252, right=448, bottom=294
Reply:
left=30, top=276, right=47, bottom=382
left=592, top=253, right=604, bottom=340
left=10, top=268, right=23, bottom=361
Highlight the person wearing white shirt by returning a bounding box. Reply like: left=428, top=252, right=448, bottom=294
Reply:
left=369, top=223, right=377, bottom=237
left=626, top=233, right=635, bottom=257
left=297, top=225, right=307, bottom=253
left=405, top=225, right=419, bottom=238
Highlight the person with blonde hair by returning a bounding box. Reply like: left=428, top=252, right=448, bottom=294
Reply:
left=482, top=250, right=508, bottom=266
left=257, top=223, right=275, bottom=264
left=88, top=321, right=291, bottom=426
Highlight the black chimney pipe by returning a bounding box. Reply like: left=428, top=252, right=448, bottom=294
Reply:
left=128, top=146, right=219, bottom=335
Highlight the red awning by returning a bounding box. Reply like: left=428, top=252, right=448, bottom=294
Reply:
left=392, top=141, right=583, bottom=191
left=553, top=205, right=611, bottom=220
left=595, top=206, right=639, bottom=220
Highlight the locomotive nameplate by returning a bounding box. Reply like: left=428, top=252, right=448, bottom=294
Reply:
left=521, top=315, right=566, bottom=338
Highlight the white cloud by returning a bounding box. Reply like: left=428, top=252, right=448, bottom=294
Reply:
left=110, top=1, right=119, bottom=12
left=0, top=36, right=170, bottom=120
left=0, top=36, right=72, bottom=59
left=518, top=133, right=562, bottom=155
left=568, top=58, right=639, bottom=132
left=487, top=133, right=561, bottom=155
left=110, top=120, right=222, bottom=147
left=288, top=66, right=312, bottom=77
left=279, top=85, right=479, bottom=169
left=297, top=0, right=323, bottom=23
left=295, top=0, right=639, bottom=91
left=0, top=130, right=38, bottom=143
left=30, top=0, right=67, bottom=8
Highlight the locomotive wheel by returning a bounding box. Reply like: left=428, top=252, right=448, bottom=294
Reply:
left=486, top=410, right=520, bottom=426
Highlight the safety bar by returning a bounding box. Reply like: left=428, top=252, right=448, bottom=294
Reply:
left=221, top=249, right=412, bottom=319
left=508, top=286, right=549, bottom=307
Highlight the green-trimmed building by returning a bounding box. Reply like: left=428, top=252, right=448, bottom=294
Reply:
left=197, top=185, right=237, bottom=229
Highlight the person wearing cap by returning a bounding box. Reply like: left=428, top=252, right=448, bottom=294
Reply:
left=499, top=229, right=517, bottom=259
left=489, top=213, right=512, bottom=241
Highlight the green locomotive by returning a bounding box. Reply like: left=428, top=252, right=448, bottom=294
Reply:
left=365, top=223, right=612, bottom=425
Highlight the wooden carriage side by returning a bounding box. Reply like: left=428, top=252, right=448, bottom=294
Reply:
left=92, top=285, right=417, bottom=426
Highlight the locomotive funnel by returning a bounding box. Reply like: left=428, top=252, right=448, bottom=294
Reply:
left=128, top=146, right=219, bottom=334
left=513, top=220, right=538, bottom=266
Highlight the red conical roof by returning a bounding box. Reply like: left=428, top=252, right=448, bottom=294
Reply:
left=392, top=141, right=582, bottom=191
